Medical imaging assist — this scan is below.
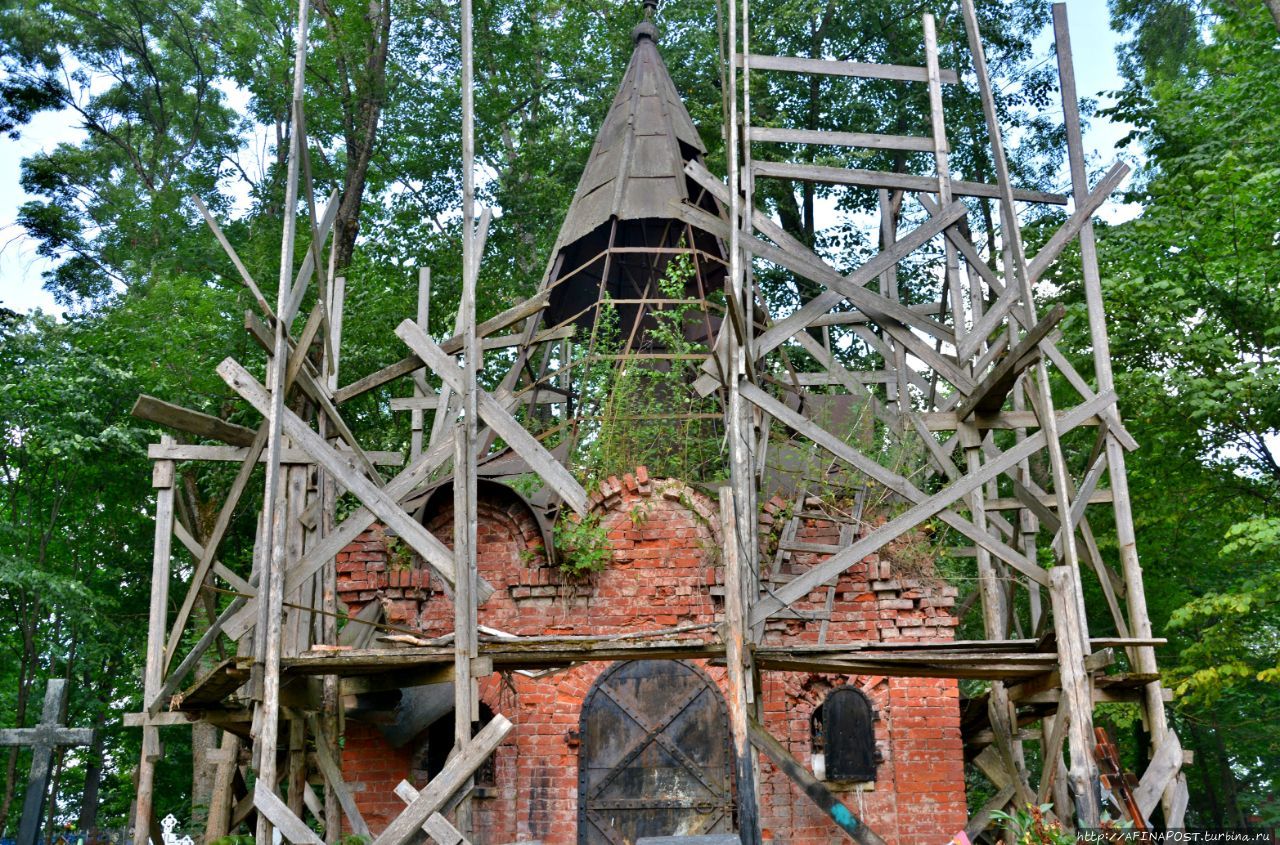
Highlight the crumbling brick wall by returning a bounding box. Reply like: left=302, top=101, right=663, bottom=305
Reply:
left=335, top=470, right=966, bottom=844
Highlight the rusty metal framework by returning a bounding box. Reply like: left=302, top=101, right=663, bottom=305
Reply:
left=123, top=1, right=1189, bottom=843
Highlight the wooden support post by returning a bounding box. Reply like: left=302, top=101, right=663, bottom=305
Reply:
left=135, top=443, right=176, bottom=844
left=1052, top=2, right=1183, bottom=825
left=453, top=424, right=479, bottom=838
left=254, top=0, right=311, bottom=835
left=923, top=13, right=964, bottom=347
left=453, top=6, right=480, bottom=835
left=962, top=2, right=1100, bottom=822
left=1048, top=567, right=1102, bottom=827
left=286, top=714, right=307, bottom=818
left=959, top=422, right=1033, bottom=808
left=205, top=732, right=241, bottom=842
left=411, top=267, right=431, bottom=461
left=719, top=488, right=761, bottom=845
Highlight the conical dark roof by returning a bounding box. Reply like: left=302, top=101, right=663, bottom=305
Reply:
left=549, top=22, right=708, bottom=255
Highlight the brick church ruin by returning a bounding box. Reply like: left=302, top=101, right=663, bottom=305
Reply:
left=332, top=20, right=967, bottom=844
left=130, top=0, right=1187, bottom=841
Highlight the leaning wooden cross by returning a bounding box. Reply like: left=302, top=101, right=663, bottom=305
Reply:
left=0, top=679, right=95, bottom=845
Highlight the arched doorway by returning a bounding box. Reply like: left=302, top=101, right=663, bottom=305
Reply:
left=578, top=660, right=736, bottom=845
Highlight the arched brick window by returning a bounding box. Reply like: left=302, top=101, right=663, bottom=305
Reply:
left=812, top=686, right=878, bottom=782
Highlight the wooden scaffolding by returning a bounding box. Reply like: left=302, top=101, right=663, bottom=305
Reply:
left=125, top=0, right=1189, bottom=842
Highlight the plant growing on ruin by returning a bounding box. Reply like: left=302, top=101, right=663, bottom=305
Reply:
left=990, top=803, right=1075, bottom=845
left=553, top=512, right=612, bottom=578
left=577, top=249, right=727, bottom=486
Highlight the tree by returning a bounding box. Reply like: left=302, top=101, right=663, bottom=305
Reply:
left=1052, top=0, right=1280, bottom=826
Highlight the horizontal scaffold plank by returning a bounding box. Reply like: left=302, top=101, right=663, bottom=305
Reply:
left=918, top=410, right=1103, bottom=431
left=738, top=52, right=960, bottom=85
left=147, top=442, right=404, bottom=465
left=749, top=126, right=936, bottom=153
left=753, top=160, right=1068, bottom=205
left=171, top=635, right=1169, bottom=711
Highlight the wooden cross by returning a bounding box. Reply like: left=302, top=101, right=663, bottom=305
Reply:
left=0, top=679, right=95, bottom=845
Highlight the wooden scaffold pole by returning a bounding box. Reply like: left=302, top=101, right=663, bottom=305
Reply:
left=1052, top=3, right=1186, bottom=826
left=254, top=0, right=312, bottom=836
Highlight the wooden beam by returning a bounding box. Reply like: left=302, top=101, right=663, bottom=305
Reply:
left=218, top=358, right=461, bottom=590
left=191, top=194, right=275, bottom=322
left=1134, top=732, right=1183, bottom=823
left=253, top=782, right=323, bottom=844
left=748, top=717, right=886, bottom=845
left=332, top=291, right=549, bottom=405
left=743, top=382, right=1083, bottom=613
left=223, top=403, right=509, bottom=642
left=749, top=126, right=936, bottom=153
left=393, top=782, right=470, bottom=845
left=719, top=489, right=761, bottom=845
left=395, top=320, right=589, bottom=515
left=308, top=715, right=371, bottom=838
left=919, top=410, right=1102, bottom=432
left=372, top=715, right=513, bottom=845
left=281, top=188, right=342, bottom=324
left=146, top=443, right=403, bottom=465
left=163, top=425, right=267, bottom=671
left=1025, top=162, right=1130, bottom=285
left=955, top=304, right=1065, bottom=419
left=750, top=160, right=1068, bottom=205
left=1047, top=567, right=1102, bottom=825
left=739, top=52, right=959, bottom=84
left=132, top=395, right=258, bottom=447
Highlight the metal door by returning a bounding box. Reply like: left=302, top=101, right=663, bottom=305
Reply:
left=578, top=660, right=736, bottom=845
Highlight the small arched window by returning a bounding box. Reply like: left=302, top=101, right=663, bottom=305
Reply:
left=811, top=686, right=878, bottom=782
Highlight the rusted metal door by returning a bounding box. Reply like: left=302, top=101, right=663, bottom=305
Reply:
left=578, top=660, right=736, bottom=845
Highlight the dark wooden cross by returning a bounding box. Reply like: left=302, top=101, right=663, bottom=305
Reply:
left=0, top=679, right=95, bottom=845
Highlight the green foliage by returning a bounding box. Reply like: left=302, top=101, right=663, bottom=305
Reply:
left=1052, top=0, right=1280, bottom=827
left=577, top=254, right=726, bottom=486
left=990, top=804, right=1077, bottom=845
left=552, top=512, right=611, bottom=578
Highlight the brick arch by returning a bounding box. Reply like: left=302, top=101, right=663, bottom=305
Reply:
left=581, top=467, right=723, bottom=547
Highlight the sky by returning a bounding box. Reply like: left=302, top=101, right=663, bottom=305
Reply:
left=0, top=0, right=1135, bottom=319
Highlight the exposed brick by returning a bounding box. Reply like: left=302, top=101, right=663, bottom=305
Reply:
left=334, top=468, right=964, bottom=845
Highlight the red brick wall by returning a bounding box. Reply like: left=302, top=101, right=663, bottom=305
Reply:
left=335, top=470, right=966, bottom=844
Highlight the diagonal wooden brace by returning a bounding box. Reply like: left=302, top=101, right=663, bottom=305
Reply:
left=395, top=320, right=589, bottom=515
left=373, top=714, right=513, bottom=845
left=748, top=717, right=886, bottom=845
left=253, top=781, right=323, bottom=844
left=747, top=386, right=1119, bottom=625
left=218, top=357, right=461, bottom=592
left=393, top=781, right=470, bottom=845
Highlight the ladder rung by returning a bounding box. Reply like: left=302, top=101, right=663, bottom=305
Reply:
left=779, top=541, right=845, bottom=555
left=749, top=126, right=938, bottom=153
left=751, top=161, right=1068, bottom=205
left=737, top=53, right=960, bottom=85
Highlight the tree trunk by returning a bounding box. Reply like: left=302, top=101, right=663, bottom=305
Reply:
left=77, top=724, right=107, bottom=835
left=1210, top=716, right=1245, bottom=827
left=0, top=627, right=37, bottom=834
left=191, top=721, right=220, bottom=830
left=1184, top=718, right=1223, bottom=827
